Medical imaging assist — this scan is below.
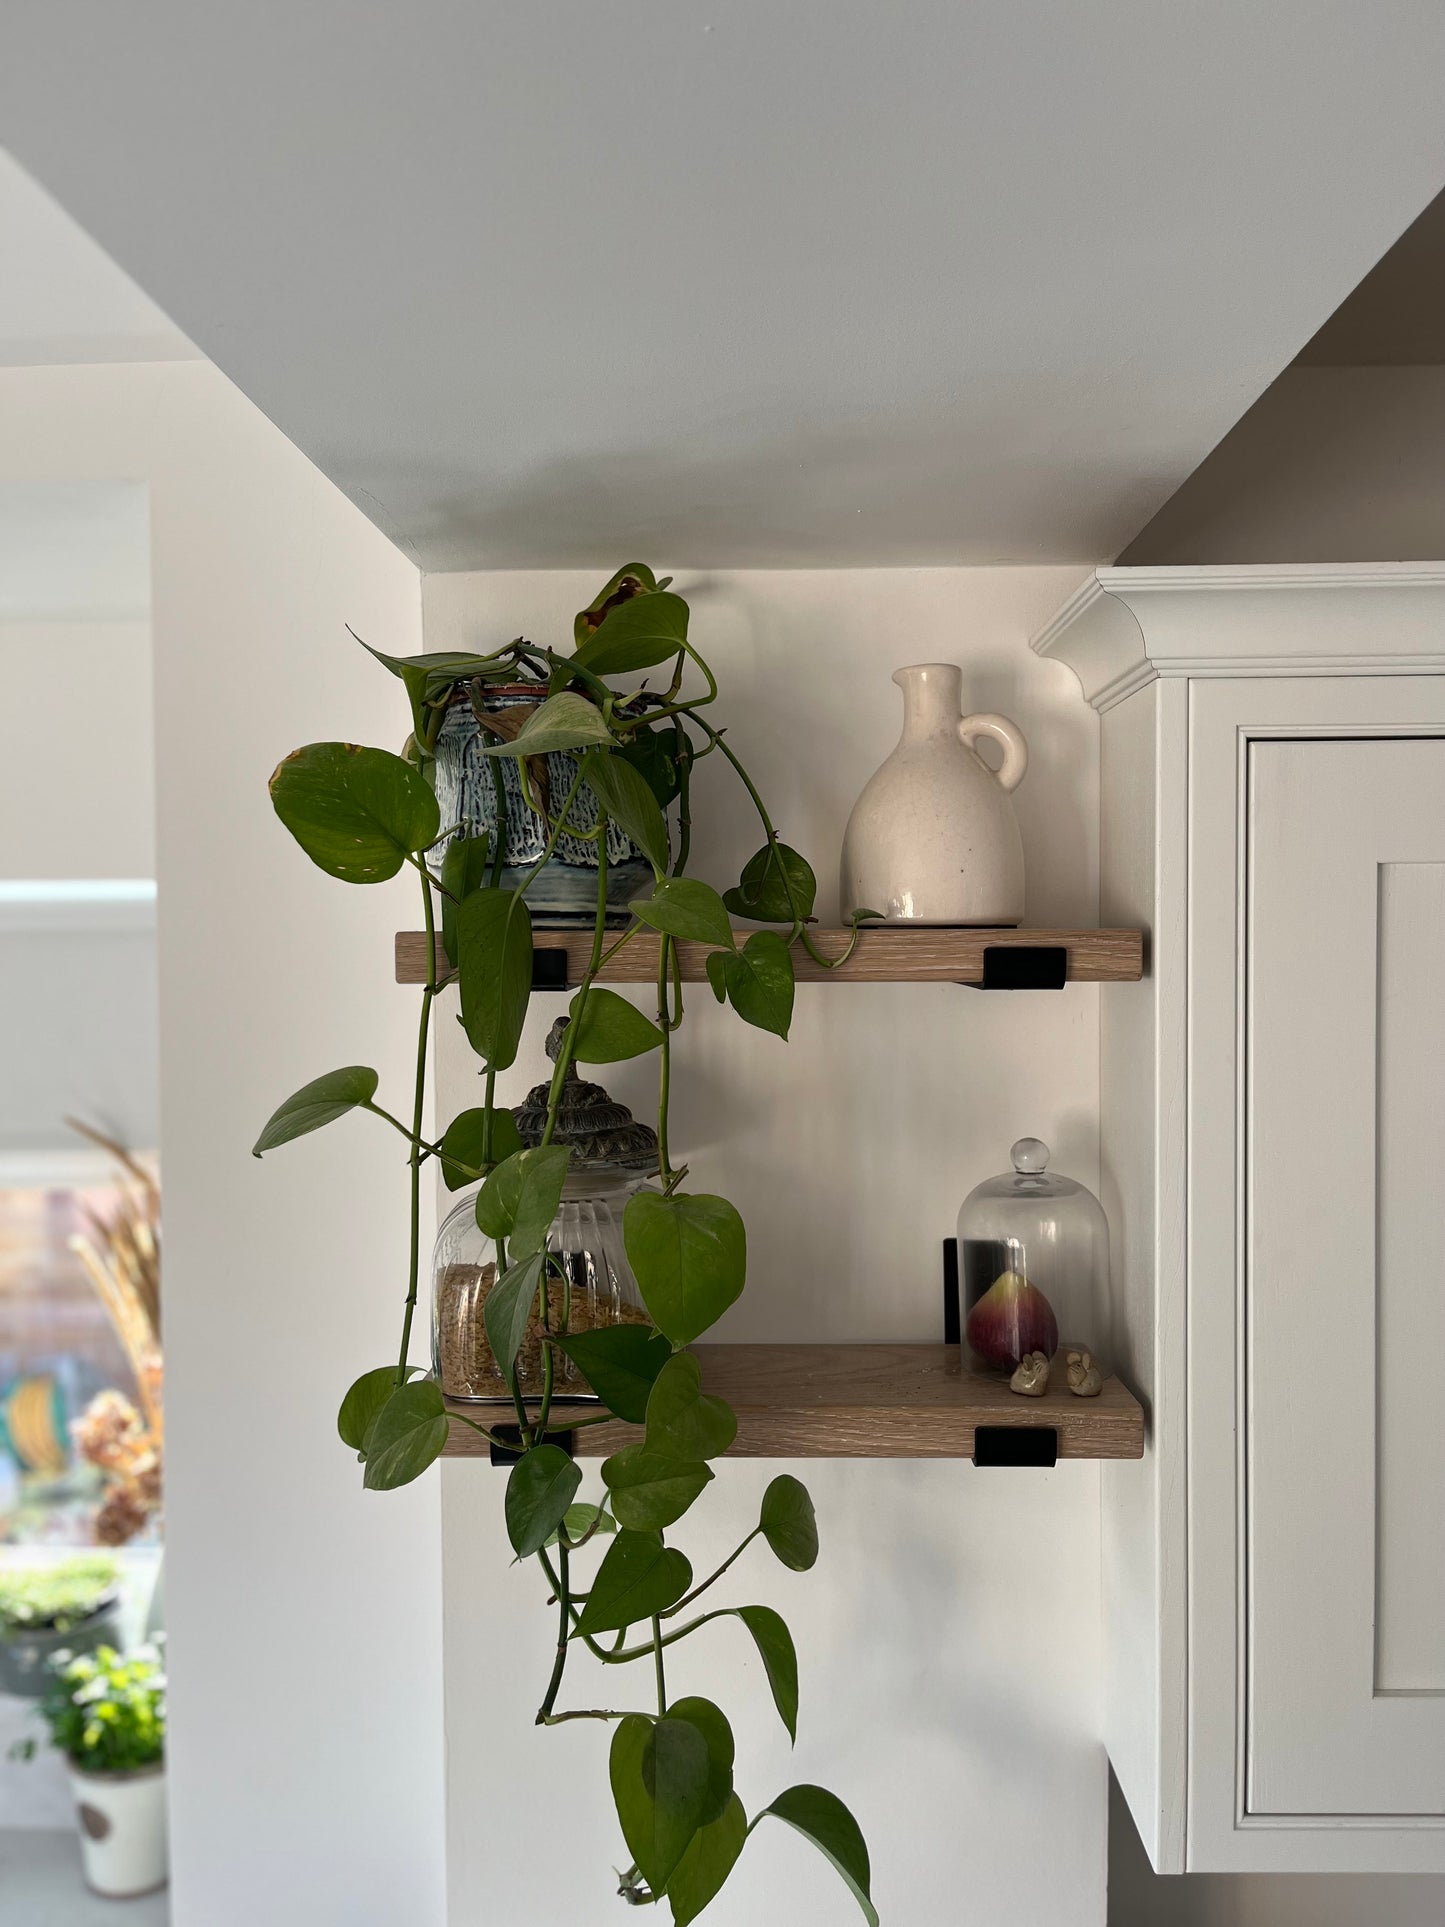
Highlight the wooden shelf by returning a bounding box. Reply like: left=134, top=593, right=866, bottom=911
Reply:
left=396, top=926, right=1144, bottom=986
left=441, top=1344, right=1145, bottom=1461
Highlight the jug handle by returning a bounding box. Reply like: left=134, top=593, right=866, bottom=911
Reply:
left=958, top=712, right=1027, bottom=793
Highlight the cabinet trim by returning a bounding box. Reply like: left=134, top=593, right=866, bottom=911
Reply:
left=1033, top=565, right=1445, bottom=712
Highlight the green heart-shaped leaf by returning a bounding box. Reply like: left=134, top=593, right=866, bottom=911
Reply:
left=482, top=1249, right=546, bottom=1388
left=337, top=1364, right=422, bottom=1453
left=644, top=1354, right=737, bottom=1461
left=436, top=1106, right=522, bottom=1191
left=759, top=1474, right=818, bottom=1571
left=666, top=1794, right=746, bottom=1926
left=476, top=1146, right=570, bottom=1255
left=576, top=1530, right=692, bottom=1636
left=253, top=1065, right=379, bottom=1156
left=618, top=723, right=688, bottom=808
left=624, top=1192, right=746, bottom=1346
left=602, top=1447, right=712, bottom=1531
left=579, top=751, right=670, bottom=874
left=455, top=886, right=532, bottom=1070
left=665, top=1697, right=734, bottom=1827
left=568, top=986, right=665, bottom=1064
left=439, top=832, right=492, bottom=960
left=609, top=1712, right=709, bottom=1894
left=630, top=878, right=735, bottom=950
left=478, top=691, right=615, bottom=758
left=573, top=565, right=660, bottom=647
left=733, top=1604, right=799, bottom=1742
left=573, top=589, right=689, bottom=679
left=758, top=1785, right=877, bottom=1927
left=270, top=742, right=440, bottom=883
left=722, top=842, right=817, bottom=924
left=505, top=1445, right=583, bottom=1558
left=552, top=1325, right=672, bottom=1423
left=361, top=1380, right=450, bottom=1491
left=719, top=931, right=794, bottom=1039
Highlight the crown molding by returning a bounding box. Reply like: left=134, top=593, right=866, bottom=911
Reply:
left=1032, top=563, right=1445, bottom=711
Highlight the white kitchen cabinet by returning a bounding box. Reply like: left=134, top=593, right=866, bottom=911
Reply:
left=1036, top=565, right=1445, bottom=1874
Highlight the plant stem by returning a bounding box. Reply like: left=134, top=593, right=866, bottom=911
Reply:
left=656, top=937, right=674, bottom=1182
left=540, top=1549, right=622, bottom=1664
left=651, top=1616, right=667, bottom=1713
left=536, top=1541, right=571, bottom=1724
left=447, top=1410, right=523, bottom=1451
left=606, top=1607, right=733, bottom=1664
left=396, top=871, right=438, bottom=1377
left=662, top=1530, right=760, bottom=1616
left=362, top=1100, right=435, bottom=1152
left=682, top=707, right=875, bottom=969
left=537, top=820, right=610, bottom=1152
left=535, top=822, right=610, bottom=1434
left=539, top=1708, right=654, bottom=1727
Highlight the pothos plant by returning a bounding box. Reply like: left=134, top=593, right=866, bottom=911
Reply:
left=254, top=567, right=879, bottom=1923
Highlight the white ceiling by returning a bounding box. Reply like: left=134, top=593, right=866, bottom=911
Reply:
left=2, top=2, right=1443, bottom=571
left=0, top=150, right=195, bottom=367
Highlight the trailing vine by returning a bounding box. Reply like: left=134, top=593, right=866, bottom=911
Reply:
left=254, top=568, right=878, bottom=1923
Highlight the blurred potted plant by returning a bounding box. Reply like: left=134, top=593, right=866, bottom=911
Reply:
left=12, top=1641, right=167, bottom=1897
left=0, top=1555, right=120, bottom=1698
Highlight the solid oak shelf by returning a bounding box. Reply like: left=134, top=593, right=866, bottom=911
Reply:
left=395, top=925, right=1144, bottom=987
left=441, top=1344, right=1146, bottom=1462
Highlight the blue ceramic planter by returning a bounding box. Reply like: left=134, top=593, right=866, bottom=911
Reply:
left=433, top=686, right=656, bottom=925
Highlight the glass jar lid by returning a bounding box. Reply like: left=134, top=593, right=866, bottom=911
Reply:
left=965, top=1136, right=1089, bottom=1203
left=512, top=1016, right=660, bottom=1175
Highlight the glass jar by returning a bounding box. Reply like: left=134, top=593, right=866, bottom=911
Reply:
left=956, top=1137, right=1111, bottom=1375
left=432, top=1170, right=652, bottom=1402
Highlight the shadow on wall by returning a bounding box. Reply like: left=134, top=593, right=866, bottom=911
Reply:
left=1107, top=1773, right=1445, bottom=1927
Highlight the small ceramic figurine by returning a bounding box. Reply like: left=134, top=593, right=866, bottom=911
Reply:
left=1066, top=1348, right=1103, bottom=1398
left=840, top=662, right=1027, bottom=924
left=1009, top=1351, right=1051, bottom=1398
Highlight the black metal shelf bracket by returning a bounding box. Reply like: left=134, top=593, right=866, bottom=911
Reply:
left=531, top=947, right=570, bottom=991
left=973, top=1424, right=1058, bottom=1468
left=965, top=944, right=1068, bottom=991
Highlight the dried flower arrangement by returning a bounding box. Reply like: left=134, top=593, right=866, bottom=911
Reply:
left=66, top=1120, right=163, bottom=1545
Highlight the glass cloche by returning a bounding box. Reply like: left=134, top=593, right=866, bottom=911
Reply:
left=431, top=1018, right=658, bottom=1403
left=956, top=1138, right=1111, bottom=1377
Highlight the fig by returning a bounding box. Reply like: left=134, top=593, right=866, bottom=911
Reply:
left=965, top=1269, right=1059, bottom=1370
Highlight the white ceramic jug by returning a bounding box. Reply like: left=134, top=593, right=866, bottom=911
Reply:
left=840, top=662, right=1027, bottom=925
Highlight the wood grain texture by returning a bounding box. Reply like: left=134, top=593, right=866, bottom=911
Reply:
left=442, top=1343, right=1145, bottom=1461
left=396, top=926, right=1144, bottom=986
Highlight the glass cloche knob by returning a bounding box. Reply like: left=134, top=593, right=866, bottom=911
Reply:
left=1011, top=1137, right=1050, bottom=1174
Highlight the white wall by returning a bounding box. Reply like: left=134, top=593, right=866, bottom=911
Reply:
left=428, top=567, right=1109, bottom=1925
left=0, top=362, right=445, bottom=1926
left=1120, top=367, right=1445, bottom=563
left=0, top=621, right=154, bottom=879
left=0, top=483, right=159, bottom=1162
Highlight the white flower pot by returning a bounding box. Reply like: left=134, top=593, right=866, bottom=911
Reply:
left=841, top=662, right=1028, bottom=924
left=67, top=1761, right=168, bottom=1898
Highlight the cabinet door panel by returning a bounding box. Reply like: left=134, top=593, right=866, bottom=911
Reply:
left=1247, top=738, right=1445, bottom=1816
